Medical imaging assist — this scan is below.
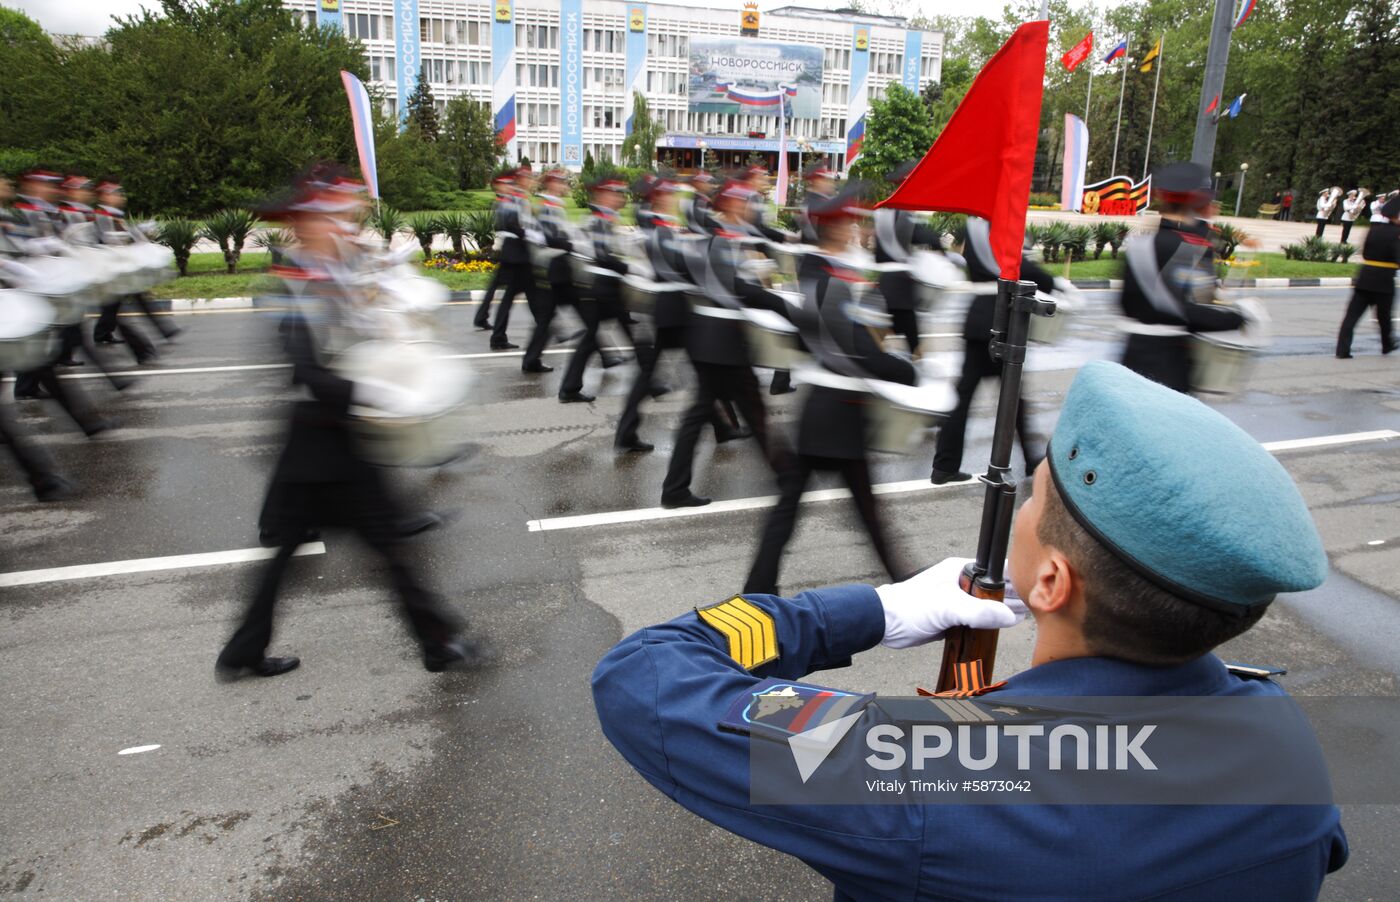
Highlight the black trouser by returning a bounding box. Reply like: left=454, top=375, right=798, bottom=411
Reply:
left=559, top=294, right=633, bottom=396
left=744, top=453, right=902, bottom=596
left=474, top=266, right=503, bottom=328
left=1315, top=220, right=1327, bottom=238
left=617, top=324, right=683, bottom=443
left=94, top=299, right=157, bottom=362
left=96, top=293, right=177, bottom=341
left=1336, top=287, right=1396, bottom=356
left=933, top=340, right=1038, bottom=475
left=1340, top=221, right=1355, bottom=244
left=13, top=360, right=105, bottom=434
left=522, top=279, right=560, bottom=369
left=490, top=263, right=532, bottom=345
left=890, top=309, right=920, bottom=355
left=662, top=361, right=792, bottom=501
left=0, top=396, right=60, bottom=494
left=218, top=530, right=460, bottom=667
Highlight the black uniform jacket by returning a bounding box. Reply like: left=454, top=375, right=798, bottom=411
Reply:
left=644, top=213, right=696, bottom=330
left=1119, top=218, right=1244, bottom=332
left=494, top=193, right=530, bottom=265
left=962, top=218, right=1057, bottom=343
left=874, top=208, right=943, bottom=312
left=536, top=196, right=573, bottom=285
left=794, top=253, right=917, bottom=459
left=685, top=226, right=788, bottom=367
left=1356, top=219, right=1399, bottom=293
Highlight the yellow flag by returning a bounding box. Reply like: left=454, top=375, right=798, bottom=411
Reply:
left=1139, top=39, right=1161, bottom=72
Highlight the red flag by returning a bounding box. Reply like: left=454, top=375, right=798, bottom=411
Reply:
left=1061, top=32, right=1093, bottom=72
left=1205, top=94, right=1220, bottom=114
left=878, top=20, right=1050, bottom=281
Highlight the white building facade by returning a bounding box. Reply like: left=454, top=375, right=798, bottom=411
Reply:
left=288, top=0, right=942, bottom=172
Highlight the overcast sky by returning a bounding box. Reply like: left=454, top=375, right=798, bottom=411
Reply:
left=15, top=0, right=1043, bottom=38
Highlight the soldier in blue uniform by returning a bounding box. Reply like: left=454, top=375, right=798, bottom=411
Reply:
left=595, top=360, right=1347, bottom=899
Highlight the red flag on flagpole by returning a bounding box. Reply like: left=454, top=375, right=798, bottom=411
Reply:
left=878, top=19, right=1050, bottom=281
left=1061, top=31, right=1093, bottom=72
left=1205, top=93, right=1220, bottom=114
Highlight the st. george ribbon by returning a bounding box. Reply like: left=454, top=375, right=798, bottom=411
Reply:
left=876, top=19, right=1056, bottom=694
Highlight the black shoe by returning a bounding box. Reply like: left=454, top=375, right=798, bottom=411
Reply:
left=1384, top=343, right=1397, bottom=356
left=14, top=387, right=51, bottom=401
left=930, top=470, right=972, bottom=485
left=1335, top=352, right=1353, bottom=359
left=491, top=341, right=519, bottom=351
left=33, top=475, right=76, bottom=502
left=522, top=362, right=554, bottom=373
left=661, top=493, right=711, bottom=509
left=559, top=391, right=595, bottom=403
left=616, top=438, right=655, bottom=453
left=649, top=383, right=672, bottom=398
left=769, top=382, right=797, bottom=395
left=163, top=326, right=182, bottom=341
left=715, top=428, right=753, bottom=444
left=424, top=637, right=497, bottom=672
left=215, top=655, right=300, bottom=682
left=474, top=322, right=492, bottom=331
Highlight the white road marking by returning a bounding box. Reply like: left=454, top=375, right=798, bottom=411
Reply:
left=526, top=429, right=1400, bottom=533
left=0, top=542, right=326, bottom=588
left=1368, top=540, right=1386, bottom=546
left=118, top=745, right=161, bottom=756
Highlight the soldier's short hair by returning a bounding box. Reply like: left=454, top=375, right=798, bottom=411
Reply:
left=1036, top=475, right=1266, bottom=665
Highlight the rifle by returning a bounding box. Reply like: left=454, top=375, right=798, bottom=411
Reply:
left=935, top=276, right=1055, bottom=693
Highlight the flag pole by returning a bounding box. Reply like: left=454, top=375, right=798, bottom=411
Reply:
left=1110, top=39, right=1128, bottom=175
left=1141, top=33, right=1164, bottom=181
left=1084, top=61, right=1094, bottom=125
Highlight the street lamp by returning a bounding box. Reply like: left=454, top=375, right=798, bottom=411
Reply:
left=698, top=139, right=707, bottom=171
left=1214, top=171, right=1222, bottom=192
left=1234, top=162, right=1249, bottom=217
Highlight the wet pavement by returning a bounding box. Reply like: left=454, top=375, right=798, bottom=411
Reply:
left=2, top=287, right=1398, bottom=899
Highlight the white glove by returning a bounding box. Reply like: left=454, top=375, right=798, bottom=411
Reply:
left=878, top=557, right=1028, bottom=649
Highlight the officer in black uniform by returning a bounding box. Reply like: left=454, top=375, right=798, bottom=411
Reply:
left=742, top=165, right=796, bottom=395
left=488, top=165, right=540, bottom=351
left=1335, top=193, right=1399, bottom=358
left=1118, top=161, right=1245, bottom=392
left=929, top=216, right=1054, bottom=484
left=217, top=170, right=490, bottom=679
left=744, top=185, right=916, bottom=595
left=795, top=165, right=835, bottom=245
left=873, top=160, right=942, bottom=355
left=685, top=171, right=721, bottom=236
left=557, top=178, right=632, bottom=403
left=473, top=172, right=513, bottom=330
left=660, top=178, right=795, bottom=509
left=521, top=168, right=572, bottom=374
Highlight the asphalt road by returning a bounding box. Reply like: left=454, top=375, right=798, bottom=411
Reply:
left=2, top=287, right=1398, bottom=900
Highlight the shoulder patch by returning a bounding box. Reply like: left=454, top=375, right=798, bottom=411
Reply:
left=719, top=677, right=872, bottom=739
left=696, top=596, right=778, bottom=671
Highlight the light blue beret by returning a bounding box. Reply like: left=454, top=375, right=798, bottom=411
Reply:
left=1049, top=361, right=1327, bottom=612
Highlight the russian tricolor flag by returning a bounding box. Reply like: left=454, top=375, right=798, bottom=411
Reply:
left=725, top=85, right=784, bottom=107
left=494, top=96, right=517, bottom=144
left=846, top=116, right=866, bottom=162
left=782, top=84, right=798, bottom=97
left=1103, top=39, right=1127, bottom=63
left=340, top=71, right=379, bottom=199
left=1232, top=0, right=1256, bottom=29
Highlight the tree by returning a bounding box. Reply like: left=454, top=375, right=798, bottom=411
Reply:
left=375, top=109, right=452, bottom=209
left=850, top=83, right=935, bottom=190
left=439, top=94, right=503, bottom=189
left=621, top=92, right=663, bottom=168
left=405, top=76, right=440, bottom=142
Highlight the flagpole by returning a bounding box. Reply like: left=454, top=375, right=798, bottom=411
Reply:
left=1084, top=62, right=1094, bottom=125
left=1110, top=41, right=1128, bottom=176
left=1142, top=33, right=1164, bottom=181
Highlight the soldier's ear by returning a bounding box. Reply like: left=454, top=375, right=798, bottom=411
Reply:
left=1027, top=551, right=1078, bottom=617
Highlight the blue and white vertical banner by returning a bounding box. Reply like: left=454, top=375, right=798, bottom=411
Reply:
left=492, top=0, right=518, bottom=159
left=318, top=0, right=343, bottom=31
left=394, top=0, right=420, bottom=125
left=901, top=31, right=922, bottom=93
left=559, top=0, right=583, bottom=167
left=623, top=4, right=648, bottom=135
left=1061, top=112, right=1089, bottom=213
left=845, top=26, right=870, bottom=166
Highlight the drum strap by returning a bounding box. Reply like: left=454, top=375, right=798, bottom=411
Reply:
left=964, top=217, right=1000, bottom=275
left=874, top=209, right=910, bottom=263
left=1124, top=234, right=1191, bottom=325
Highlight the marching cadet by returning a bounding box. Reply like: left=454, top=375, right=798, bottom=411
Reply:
left=520, top=168, right=573, bottom=374
left=1339, top=189, right=1367, bottom=245
left=740, top=166, right=796, bottom=395
left=660, top=178, right=795, bottom=509
left=92, top=180, right=180, bottom=345
left=1314, top=186, right=1340, bottom=238
left=486, top=165, right=539, bottom=351
left=595, top=360, right=1347, bottom=899
left=1335, top=193, right=1399, bottom=358
left=217, top=167, right=491, bottom=680
left=743, top=185, right=916, bottom=596
left=795, top=165, right=835, bottom=245
left=872, top=160, right=942, bottom=355
left=928, top=215, right=1055, bottom=484
left=685, top=171, right=721, bottom=236
left=557, top=177, right=632, bottom=404
left=1117, top=162, right=1245, bottom=393
left=473, top=172, right=513, bottom=330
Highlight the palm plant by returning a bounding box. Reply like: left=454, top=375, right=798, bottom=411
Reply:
left=407, top=213, right=441, bottom=260
left=367, top=204, right=406, bottom=249
left=253, top=227, right=294, bottom=265
left=1299, top=235, right=1331, bottom=262
left=1040, top=222, right=1070, bottom=263
left=438, top=210, right=470, bottom=255
left=1063, top=225, right=1094, bottom=262
left=1091, top=222, right=1117, bottom=259
left=156, top=218, right=201, bottom=276
left=1334, top=242, right=1356, bottom=263
left=201, top=208, right=260, bottom=273
left=1108, top=223, right=1131, bottom=258
left=463, top=210, right=496, bottom=256
left=1215, top=224, right=1248, bottom=260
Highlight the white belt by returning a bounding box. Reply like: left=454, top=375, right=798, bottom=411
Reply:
left=692, top=305, right=748, bottom=321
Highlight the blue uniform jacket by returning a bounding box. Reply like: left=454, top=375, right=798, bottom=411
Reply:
left=592, top=584, right=1348, bottom=901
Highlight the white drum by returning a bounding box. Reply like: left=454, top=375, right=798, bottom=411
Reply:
left=1190, top=297, right=1270, bottom=394
left=765, top=241, right=814, bottom=282
left=622, top=274, right=691, bottom=317
left=1028, top=290, right=1073, bottom=344
left=866, top=377, right=958, bottom=454
left=5, top=255, right=97, bottom=324
left=379, top=269, right=449, bottom=314
left=0, top=290, right=58, bottom=372
left=908, top=250, right=967, bottom=310
left=337, top=340, right=472, bottom=467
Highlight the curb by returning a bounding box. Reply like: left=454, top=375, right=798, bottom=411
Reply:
left=1068, top=277, right=1354, bottom=289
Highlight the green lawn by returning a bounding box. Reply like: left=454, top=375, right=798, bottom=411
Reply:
left=1045, top=252, right=1355, bottom=281
left=151, top=249, right=492, bottom=299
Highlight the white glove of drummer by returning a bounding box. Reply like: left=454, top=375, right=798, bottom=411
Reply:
left=1052, top=276, right=1076, bottom=296
left=878, top=557, right=1029, bottom=649
left=352, top=378, right=415, bottom=415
